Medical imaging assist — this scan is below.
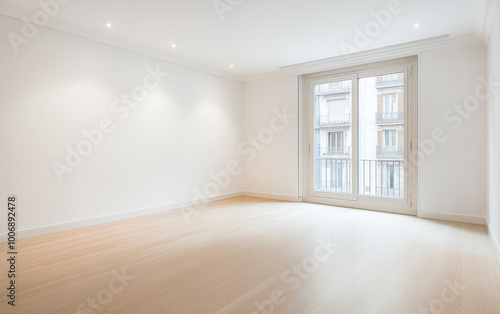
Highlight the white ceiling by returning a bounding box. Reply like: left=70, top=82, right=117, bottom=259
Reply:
left=0, top=0, right=490, bottom=80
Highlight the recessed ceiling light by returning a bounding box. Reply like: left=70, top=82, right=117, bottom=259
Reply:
left=230, top=64, right=234, bottom=68
left=414, top=23, right=420, bottom=28
left=172, top=44, right=176, bottom=48
left=106, top=23, right=112, bottom=28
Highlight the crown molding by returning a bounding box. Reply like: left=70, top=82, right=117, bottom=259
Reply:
left=242, top=34, right=483, bottom=82
left=0, top=3, right=243, bottom=82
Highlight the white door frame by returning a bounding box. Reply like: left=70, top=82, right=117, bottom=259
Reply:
left=301, top=56, right=418, bottom=215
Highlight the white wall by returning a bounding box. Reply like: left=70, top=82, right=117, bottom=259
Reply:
left=243, top=40, right=488, bottom=220
left=0, top=15, right=243, bottom=236
left=487, top=5, right=500, bottom=258
left=418, top=41, right=487, bottom=220
left=242, top=75, right=299, bottom=199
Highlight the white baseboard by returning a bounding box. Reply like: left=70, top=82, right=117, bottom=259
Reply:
left=486, top=218, right=500, bottom=265
left=243, top=191, right=300, bottom=202
left=418, top=210, right=486, bottom=225
left=0, top=191, right=244, bottom=243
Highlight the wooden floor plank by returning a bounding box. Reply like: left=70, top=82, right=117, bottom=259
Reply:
left=1, top=196, right=499, bottom=313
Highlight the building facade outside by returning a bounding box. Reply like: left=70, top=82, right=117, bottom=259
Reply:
left=314, top=73, right=404, bottom=199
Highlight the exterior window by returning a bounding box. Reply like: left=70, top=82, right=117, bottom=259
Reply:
left=384, top=130, right=397, bottom=147
left=328, top=132, right=343, bottom=153
left=384, top=93, right=397, bottom=113
left=306, top=57, right=417, bottom=208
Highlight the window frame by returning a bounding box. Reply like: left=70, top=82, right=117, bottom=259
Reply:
left=300, top=56, right=418, bottom=215
left=328, top=131, right=344, bottom=153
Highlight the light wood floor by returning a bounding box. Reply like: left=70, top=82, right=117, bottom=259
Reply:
left=1, top=196, right=500, bottom=313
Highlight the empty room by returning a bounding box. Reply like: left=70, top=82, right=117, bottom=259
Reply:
left=1, top=0, right=500, bottom=313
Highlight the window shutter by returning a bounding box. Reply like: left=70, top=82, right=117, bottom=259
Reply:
left=377, top=130, right=383, bottom=146
left=397, top=92, right=404, bottom=113
left=377, top=94, right=383, bottom=113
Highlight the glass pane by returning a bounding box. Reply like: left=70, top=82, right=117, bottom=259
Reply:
left=384, top=94, right=390, bottom=113
left=313, top=80, right=352, bottom=194
left=358, top=73, right=404, bottom=199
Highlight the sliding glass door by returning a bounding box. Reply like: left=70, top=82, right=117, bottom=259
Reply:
left=303, top=57, right=417, bottom=215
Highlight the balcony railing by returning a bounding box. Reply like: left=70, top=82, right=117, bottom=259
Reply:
left=375, top=112, right=403, bottom=124
left=376, top=145, right=403, bottom=158
left=317, top=81, right=351, bottom=94
left=359, top=159, right=404, bottom=199
left=314, top=158, right=352, bottom=194
left=314, top=158, right=404, bottom=199
left=321, top=146, right=351, bottom=156
left=375, top=76, right=404, bottom=87
left=320, top=114, right=351, bottom=126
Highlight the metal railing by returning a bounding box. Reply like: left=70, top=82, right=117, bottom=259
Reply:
left=314, top=158, right=404, bottom=199
left=320, top=114, right=351, bottom=125
left=375, top=112, right=403, bottom=124
left=320, top=146, right=351, bottom=156
left=376, top=146, right=403, bottom=158
left=359, top=159, right=404, bottom=199
left=317, top=81, right=351, bottom=94
left=314, top=158, right=352, bottom=194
